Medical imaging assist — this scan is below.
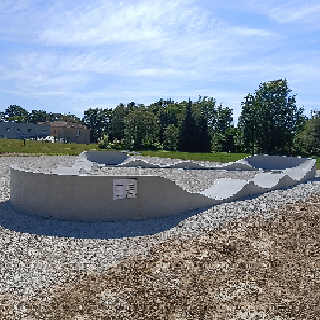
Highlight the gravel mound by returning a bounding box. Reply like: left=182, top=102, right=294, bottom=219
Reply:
left=15, top=194, right=320, bottom=319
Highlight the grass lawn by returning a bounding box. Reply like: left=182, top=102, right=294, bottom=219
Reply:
left=0, top=138, right=319, bottom=169
left=140, top=150, right=250, bottom=163
left=314, top=156, right=320, bottom=170
left=140, top=150, right=320, bottom=169
left=0, top=138, right=98, bottom=156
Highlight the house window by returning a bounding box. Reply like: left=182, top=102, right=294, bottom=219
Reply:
left=16, top=128, right=20, bottom=132
left=76, top=129, right=80, bottom=136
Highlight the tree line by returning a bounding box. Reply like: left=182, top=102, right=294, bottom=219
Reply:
left=82, top=97, right=235, bottom=153
left=0, top=106, right=81, bottom=124
left=1, top=79, right=319, bottom=156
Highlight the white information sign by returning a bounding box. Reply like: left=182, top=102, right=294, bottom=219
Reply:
left=113, top=179, right=138, bottom=200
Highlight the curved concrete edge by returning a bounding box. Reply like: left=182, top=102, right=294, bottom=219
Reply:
left=79, top=151, right=314, bottom=173
left=117, top=159, right=161, bottom=168
left=116, top=158, right=255, bottom=170
left=9, top=167, right=217, bottom=221
left=243, top=155, right=306, bottom=170
left=80, top=150, right=128, bottom=165
left=284, top=160, right=316, bottom=182
left=8, top=156, right=317, bottom=221
left=165, top=161, right=206, bottom=169
left=200, top=178, right=267, bottom=201
left=201, top=157, right=316, bottom=202
left=214, top=161, right=256, bottom=171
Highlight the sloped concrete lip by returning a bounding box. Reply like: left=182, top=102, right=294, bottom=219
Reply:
left=200, top=178, right=249, bottom=200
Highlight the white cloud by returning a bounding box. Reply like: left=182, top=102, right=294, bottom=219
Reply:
left=0, top=0, right=279, bottom=83
left=230, top=26, right=275, bottom=37
left=39, top=0, right=200, bottom=46
left=134, top=68, right=185, bottom=77
left=244, top=0, right=320, bottom=25
left=269, top=3, right=320, bottom=24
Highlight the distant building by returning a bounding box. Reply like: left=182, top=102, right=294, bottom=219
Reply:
left=0, top=121, right=90, bottom=144
left=47, top=121, right=90, bottom=144
left=0, top=122, right=50, bottom=139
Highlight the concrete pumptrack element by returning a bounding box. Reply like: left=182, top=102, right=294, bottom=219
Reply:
left=9, top=151, right=316, bottom=221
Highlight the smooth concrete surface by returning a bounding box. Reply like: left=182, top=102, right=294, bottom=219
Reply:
left=80, top=151, right=128, bottom=165
left=239, top=155, right=305, bottom=170
left=10, top=168, right=216, bottom=221
left=9, top=155, right=317, bottom=221
left=200, top=178, right=267, bottom=202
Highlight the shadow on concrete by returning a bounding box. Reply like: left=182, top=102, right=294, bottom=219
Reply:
left=0, top=200, right=208, bottom=240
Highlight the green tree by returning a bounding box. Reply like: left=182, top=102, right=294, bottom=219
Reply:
left=197, top=112, right=211, bottom=152
left=294, top=118, right=320, bottom=156
left=149, top=99, right=182, bottom=145
left=238, top=79, right=305, bottom=155
left=83, top=108, right=112, bottom=143
left=163, top=124, right=179, bottom=151
left=214, top=104, right=233, bottom=133
left=211, top=127, right=238, bottom=153
left=178, top=99, right=199, bottom=152
left=199, top=101, right=234, bottom=153
left=60, top=113, right=82, bottom=124
left=124, top=108, right=159, bottom=150
left=196, top=97, right=217, bottom=137
left=28, top=109, right=49, bottom=123
left=4, top=105, right=29, bottom=122
left=111, top=104, right=127, bottom=141
left=237, top=94, right=258, bottom=155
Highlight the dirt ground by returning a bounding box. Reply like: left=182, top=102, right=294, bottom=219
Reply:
left=1, top=193, right=320, bottom=319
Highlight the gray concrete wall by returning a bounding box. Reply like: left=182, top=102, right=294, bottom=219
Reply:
left=0, top=123, right=50, bottom=139
left=9, top=156, right=316, bottom=222
left=80, top=151, right=128, bottom=165
left=201, top=157, right=316, bottom=201
left=242, top=155, right=305, bottom=170
left=10, top=168, right=215, bottom=221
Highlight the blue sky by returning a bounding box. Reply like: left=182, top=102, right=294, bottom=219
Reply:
left=0, top=0, right=319, bottom=125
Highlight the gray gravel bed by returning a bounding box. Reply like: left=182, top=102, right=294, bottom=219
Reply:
left=99, top=167, right=258, bottom=192
left=0, top=156, right=319, bottom=302
left=0, top=156, right=76, bottom=177
left=125, top=155, right=223, bottom=167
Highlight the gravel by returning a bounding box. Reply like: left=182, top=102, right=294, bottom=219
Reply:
left=0, top=155, right=320, bottom=302
left=98, top=166, right=258, bottom=192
